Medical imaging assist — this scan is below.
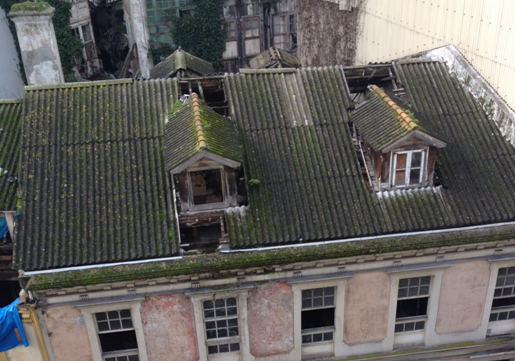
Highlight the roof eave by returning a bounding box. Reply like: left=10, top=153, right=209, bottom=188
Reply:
left=170, top=151, right=242, bottom=174
left=381, top=131, right=447, bottom=153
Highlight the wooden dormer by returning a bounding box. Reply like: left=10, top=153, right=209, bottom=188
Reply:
left=164, top=93, right=243, bottom=250
left=352, top=85, right=446, bottom=191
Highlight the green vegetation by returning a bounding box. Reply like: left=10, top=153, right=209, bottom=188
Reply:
left=171, top=0, right=226, bottom=71
left=0, top=0, right=83, bottom=82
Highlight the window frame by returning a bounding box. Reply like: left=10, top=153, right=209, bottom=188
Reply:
left=394, top=276, right=431, bottom=333
left=190, top=290, right=252, bottom=361
left=489, top=266, right=515, bottom=322
left=225, top=19, right=237, bottom=41
left=487, top=261, right=515, bottom=336
left=292, top=280, right=345, bottom=359
left=272, top=13, right=297, bottom=51
left=390, top=148, right=427, bottom=188
left=242, top=16, right=260, bottom=40
left=300, top=287, right=336, bottom=345
left=187, top=166, right=228, bottom=211
left=387, top=269, right=444, bottom=347
left=79, top=301, right=148, bottom=361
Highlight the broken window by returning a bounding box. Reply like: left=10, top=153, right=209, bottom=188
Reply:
left=189, top=169, right=224, bottom=205
left=301, top=287, right=335, bottom=344
left=243, top=17, right=260, bottom=57
left=95, top=310, right=139, bottom=361
left=273, top=14, right=297, bottom=51
left=392, top=150, right=425, bottom=187
left=395, top=277, right=430, bottom=333
left=226, top=20, right=237, bottom=41
left=81, top=24, right=92, bottom=43
left=203, top=298, right=240, bottom=354
left=490, top=267, right=515, bottom=322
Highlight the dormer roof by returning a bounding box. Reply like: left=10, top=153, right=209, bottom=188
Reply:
left=164, top=93, right=243, bottom=173
left=352, top=85, right=446, bottom=152
left=149, top=49, right=215, bottom=79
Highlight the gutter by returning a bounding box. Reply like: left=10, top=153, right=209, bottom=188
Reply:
left=22, top=256, right=183, bottom=277
left=220, top=220, right=515, bottom=254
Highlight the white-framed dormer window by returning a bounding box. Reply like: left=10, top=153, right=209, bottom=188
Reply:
left=190, top=290, right=252, bottom=361
left=188, top=167, right=225, bottom=206
left=391, top=149, right=426, bottom=187
left=79, top=302, right=148, bottom=361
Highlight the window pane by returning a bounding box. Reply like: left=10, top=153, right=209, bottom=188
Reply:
left=204, top=309, right=214, bottom=318
left=219, top=344, right=229, bottom=353
left=411, top=152, right=422, bottom=167
left=420, top=276, right=431, bottom=285
left=215, top=299, right=225, bottom=308
left=302, top=299, right=312, bottom=309
left=208, top=345, right=218, bottom=354
left=398, top=288, right=408, bottom=298
left=226, top=298, right=236, bottom=306
left=217, top=328, right=228, bottom=338
left=325, top=296, right=334, bottom=306
left=313, top=297, right=323, bottom=307
left=120, top=310, right=131, bottom=318
left=302, top=334, right=312, bottom=343
left=410, top=169, right=421, bottom=184
left=204, top=300, right=214, bottom=309
left=301, top=308, right=335, bottom=330
left=489, top=313, right=498, bottom=322
left=216, top=308, right=226, bottom=317
left=122, top=319, right=133, bottom=329
left=313, top=288, right=324, bottom=297
left=323, top=332, right=333, bottom=341
left=492, top=296, right=515, bottom=308
left=98, top=330, right=138, bottom=353
left=128, top=356, right=139, bottom=361
left=206, top=330, right=217, bottom=339
left=404, top=322, right=415, bottom=331
left=109, top=320, right=121, bottom=330
left=415, top=321, right=425, bottom=330
left=395, top=154, right=407, bottom=169
left=313, top=333, right=323, bottom=342
left=396, top=297, right=428, bottom=318
left=96, top=313, right=107, bottom=321
left=230, top=343, right=240, bottom=351
left=227, top=21, right=236, bottom=39
left=97, top=321, right=109, bottom=332
left=419, top=286, right=429, bottom=295
left=302, top=290, right=311, bottom=299
left=399, top=279, right=408, bottom=287
left=108, top=311, right=119, bottom=319
left=499, top=311, right=509, bottom=320
left=395, top=171, right=406, bottom=186
left=227, top=307, right=237, bottom=316
left=325, top=288, right=334, bottom=296
left=395, top=323, right=404, bottom=333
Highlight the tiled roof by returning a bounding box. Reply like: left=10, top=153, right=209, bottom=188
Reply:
left=149, top=49, right=215, bottom=79
left=352, top=85, right=445, bottom=152
left=224, top=62, right=515, bottom=248
left=394, top=59, right=515, bottom=226
left=15, top=79, right=181, bottom=271
left=0, top=99, right=22, bottom=211
left=164, top=93, right=243, bottom=172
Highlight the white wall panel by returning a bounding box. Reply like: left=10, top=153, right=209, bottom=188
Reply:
left=347, top=0, right=515, bottom=110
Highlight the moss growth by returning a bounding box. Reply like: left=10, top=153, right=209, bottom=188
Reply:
left=26, top=225, right=515, bottom=291
left=10, top=1, right=49, bottom=12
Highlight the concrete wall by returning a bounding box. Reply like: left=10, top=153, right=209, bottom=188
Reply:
left=43, top=306, right=93, bottom=361
left=140, top=294, right=198, bottom=361
left=436, top=261, right=490, bottom=334
left=0, top=7, right=24, bottom=99
left=343, top=271, right=390, bottom=345
left=248, top=282, right=294, bottom=357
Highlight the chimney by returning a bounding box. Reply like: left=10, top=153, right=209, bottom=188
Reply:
left=8, top=2, right=64, bottom=85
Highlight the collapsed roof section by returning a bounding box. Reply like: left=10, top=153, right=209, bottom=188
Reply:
left=249, top=47, right=301, bottom=69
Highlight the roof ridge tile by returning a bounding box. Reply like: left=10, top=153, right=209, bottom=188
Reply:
left=191, top=93, right=207, bottom=151
left=370, top=84, right=418, bottom=131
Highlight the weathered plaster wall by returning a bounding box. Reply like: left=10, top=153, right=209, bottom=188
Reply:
left=343, top=271, right=390, bottom=345
left=140, top=294, right=198, bottom=361
left=248, top=282, right=294, bottom=357
left=43, top=306, right=93, bottom=361
left=436, top=260, right=490, bottom=334
left=0, top=8, right=24, bottom=99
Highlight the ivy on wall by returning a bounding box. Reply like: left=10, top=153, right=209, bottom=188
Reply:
left=0, top=0, right=84, bottom=82
left=171, top=0, right=226, bottom=71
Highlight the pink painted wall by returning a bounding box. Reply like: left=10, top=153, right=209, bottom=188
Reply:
left=43, top=306, right=93, bottom=361
left=141, top=294, right=198, bottom=361
left=436, top=260, right=490, bottom=334
left=248, top=282, right=294, bottom=357
left=343, top=271, right=390, bottom=345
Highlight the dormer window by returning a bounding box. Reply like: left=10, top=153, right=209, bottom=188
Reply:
left=392, top=149, right=426, bottom=187
left=164, top=93, right=244, bottom=251
left=351, top=85, right=446, bottom=192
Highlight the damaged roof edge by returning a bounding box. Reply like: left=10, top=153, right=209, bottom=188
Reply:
left=418, top=45, right=515, bottom=147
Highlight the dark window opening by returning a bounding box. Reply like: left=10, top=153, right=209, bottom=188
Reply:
left=492, top=296, right=515, bottom=308
left=181, top=224, right=222, bottom=253
left=396, top=297, right=428, bottom=318
left=0, top=281, right=21, bottom=308
left=190, top=169, right=223, bottom=205
left=301, top=308, right=335, bottom=330
left=99, top=330, right=138, bottom=353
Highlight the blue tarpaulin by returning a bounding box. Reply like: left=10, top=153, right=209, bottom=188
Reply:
left=0, top=213, right=19, bottom=239
left=0, top=298, right=29, bottom=352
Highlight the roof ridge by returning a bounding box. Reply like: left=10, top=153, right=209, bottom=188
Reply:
left=191, top=93, right=206, bottom=151
left=370, top=85, right=418, bottom=131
